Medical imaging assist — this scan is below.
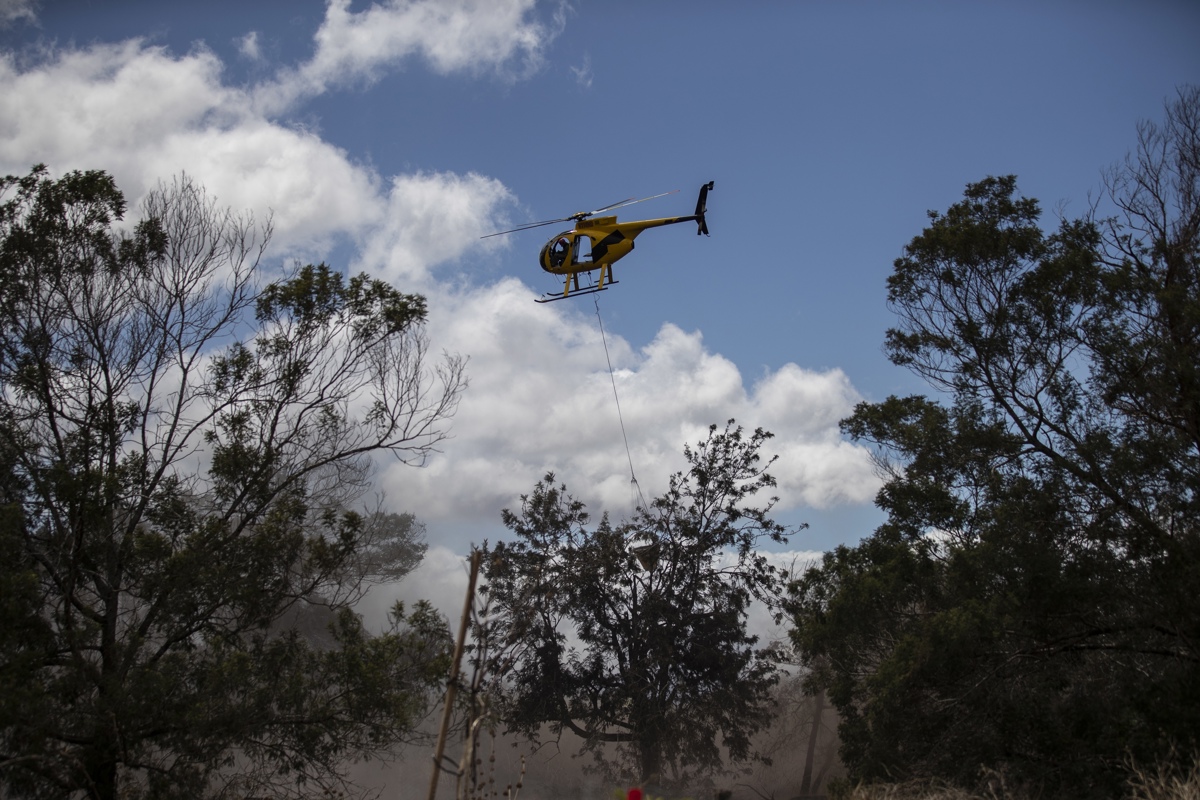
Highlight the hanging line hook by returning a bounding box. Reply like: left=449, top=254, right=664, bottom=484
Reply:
left=593, top=294, right=650, bottom=513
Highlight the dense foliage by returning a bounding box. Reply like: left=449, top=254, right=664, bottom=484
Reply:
left=478, top=422, right=793, bottom=790
left=0, top=166, right=465, bottom=799
left=787, top=88, right=1200, bottom=797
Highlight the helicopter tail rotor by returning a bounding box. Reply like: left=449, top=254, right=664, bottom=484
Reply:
left=694, top=181, right=714, bottom=235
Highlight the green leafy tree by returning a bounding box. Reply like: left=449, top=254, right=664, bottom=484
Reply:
left=0, top=166, right=466, bottom=799
left=478, top=422, right=793, bottom=790
left=787, top=88, right=1200, bottom=798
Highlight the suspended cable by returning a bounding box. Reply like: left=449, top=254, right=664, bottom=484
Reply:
left=593, top=294, right=650, bottom=513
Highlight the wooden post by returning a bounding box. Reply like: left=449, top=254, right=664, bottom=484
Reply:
left=427, top=549, right=481, bottom=800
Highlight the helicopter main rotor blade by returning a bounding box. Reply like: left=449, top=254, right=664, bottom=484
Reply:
left=480, top=217, right=574, bottom=239
left=581, top=196, right=636, bottom=216
left=589, top=189, right=679, bottom=216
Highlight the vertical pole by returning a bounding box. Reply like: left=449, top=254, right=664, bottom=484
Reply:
left=427, top=549, right=482, bottom=800
left=799, top=688, right=826, bottom=797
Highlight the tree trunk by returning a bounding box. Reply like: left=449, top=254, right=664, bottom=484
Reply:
left=637, top=716, right=664, bottom=790
left=85, top=743, right=118, bottom=800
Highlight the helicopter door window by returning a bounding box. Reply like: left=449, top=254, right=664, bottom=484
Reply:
left=574, top=235, right=592, bottom=263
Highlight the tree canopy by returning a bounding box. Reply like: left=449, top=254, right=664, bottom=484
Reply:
left=478, top=422, right=793, bottom=791
left=0, top=166, right=465, bottom=799
left=787, top=87, right=1200, bottom=797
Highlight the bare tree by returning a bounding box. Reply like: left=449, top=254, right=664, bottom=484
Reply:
left=0, top=166, right=464, bottom=799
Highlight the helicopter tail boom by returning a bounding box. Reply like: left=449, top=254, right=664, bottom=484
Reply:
left=694, top=181, right=714, bottom=235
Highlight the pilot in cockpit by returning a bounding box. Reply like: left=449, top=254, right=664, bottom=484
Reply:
left=550, top=237, right=570, bottom=268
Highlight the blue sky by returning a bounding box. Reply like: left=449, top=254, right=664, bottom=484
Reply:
left=2, top=0, right=1198, bottom=615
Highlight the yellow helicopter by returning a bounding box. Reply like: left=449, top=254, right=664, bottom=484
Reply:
left=483, top=181, right=714, bottom=302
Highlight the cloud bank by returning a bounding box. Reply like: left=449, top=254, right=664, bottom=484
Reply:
left=383, top=285, right=878, bottom=533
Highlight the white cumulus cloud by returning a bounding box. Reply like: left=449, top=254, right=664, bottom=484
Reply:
left=256, top=0, right=555, bottom=113
left=374, top=284, right=881, bottom=533
left=0, top=0, right=36, bottom=27
left=238, top=31, right=263, bottom=61
left=0, top=41, right=380, bottom=256
left=357, top=171, right=516, bottom=286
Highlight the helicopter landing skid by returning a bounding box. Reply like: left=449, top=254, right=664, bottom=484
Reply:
left=535, top=280, right=619, bottom=303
